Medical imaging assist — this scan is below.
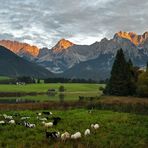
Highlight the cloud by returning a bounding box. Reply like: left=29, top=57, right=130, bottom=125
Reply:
left=0, top=0, right=147, bottom=48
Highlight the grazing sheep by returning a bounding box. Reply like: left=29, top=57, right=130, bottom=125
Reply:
left=3, top=114, right=13, bottom=120
left=38, top=117, right=47, bottom=121
left=91, top=123, right=99, bottom=129
left=21, top=117, right=30, bottom=120
left=52, top=117, right=61, bottom=125
left=24, top=121, right=36, bottom=128
left=9, top=120, right=15, bottom=124
left=84, top=129, right=90, bottom=136
left=71, top=132, right=81, bottom=140
left=43, top=122, right=53, bottom=128
left=61, top=132, right=70, bottom=141
left=0, top=120, right=5, bottom=124
left=28, top=123, right=36, bottom=128
left=94, top=124, right=99, bottom=129
left=36, top=112, right=42, bottom=116
left=91, top=124, right=94, bottom=128
left=46, top=131, right=60, bottom=139
left=42, top=111, right=52, bottom=115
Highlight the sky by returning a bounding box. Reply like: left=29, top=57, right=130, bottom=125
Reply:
left=0, top=0, right=148, bottom=48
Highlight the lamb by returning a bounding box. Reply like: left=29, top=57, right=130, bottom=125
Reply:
left=43, top=122, right=53, bottom=128
left=84, top=129, right=90, bottom=136
left=71, top=132, right=81, bottom=140
left=61, top=132, right=70, bottom=141
left=9, top=120, right=15, bottom=124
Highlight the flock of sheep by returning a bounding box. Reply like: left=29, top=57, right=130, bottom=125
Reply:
left=0, top=111, right=100, bottom=142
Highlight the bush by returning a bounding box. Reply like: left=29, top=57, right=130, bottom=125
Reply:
left=59, top=85, right=65, bottom=92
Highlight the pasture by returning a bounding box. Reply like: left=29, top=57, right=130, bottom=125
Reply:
left=0, top=83, right=104, bottom=103
left=0, top=83, right=104, bottom=93
left=0, top=109, right=148, bottom=148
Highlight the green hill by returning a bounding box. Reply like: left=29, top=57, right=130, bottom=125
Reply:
left=0, top=46, right=53, bottom=78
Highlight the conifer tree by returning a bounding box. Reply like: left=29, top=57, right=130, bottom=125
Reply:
left=104, top=49, right=135, bottom=96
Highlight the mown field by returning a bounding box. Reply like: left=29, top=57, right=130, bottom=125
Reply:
left=0, top=83, right=104, bottom=102
left=0, top=83, right=104, bottom=93
left=0, top=109, right=148, bottom=148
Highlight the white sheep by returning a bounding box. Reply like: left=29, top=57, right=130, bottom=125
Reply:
left=3, top=114, right=13, bottom=120
left=9, top=120, right=15, bottom=124
left=43, top=122, right=53, bottom=128
left=28, top=123, right=36, bottom=128
left=91, top=124, right=94, bottom=128
left=61, top=132, right=70, bottom=141
left=94, top=124, right=99, bottom=129
left=0, top=120, right=5, bottom=124
left=38, top=113, right=42, bottom=116
left=71, top=132, right=81, bottom=140
left=84, top=129, right=90, bottom=136
left=91, top=123, right=99, bottom=129
left=39, top=117, right=47, bottom=121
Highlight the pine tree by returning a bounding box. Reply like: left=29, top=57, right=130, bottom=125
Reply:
left=104, top=49, right=135, bottom=96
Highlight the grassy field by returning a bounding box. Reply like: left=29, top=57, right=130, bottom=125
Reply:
left=0, top=109, right=147, bottom=148
left=0, top=83, right=104, bottom=93
left=0, top=83, right=104, bottom=103
left=0, top=76, right=10, bottom=80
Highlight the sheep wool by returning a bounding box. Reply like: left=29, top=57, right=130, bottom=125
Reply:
left=44, top=122, right=53, bottom=128
left=84, top=129, right=90, bottom=136
left=94, top=124, right=99, bottom=129
left=71, top=132, right=81, bottom=139
left=61, top=132, right=70, bottom=141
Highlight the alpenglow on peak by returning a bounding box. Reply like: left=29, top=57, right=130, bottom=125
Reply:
left=52, top=38, right=75, bottom=52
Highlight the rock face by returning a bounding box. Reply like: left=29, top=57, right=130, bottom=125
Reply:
left=37, top=31, right=148, bottom=80
left=0, top=40, right=39, bottom=60
left=0, top=45, right=53, bottom=78
left=114, top=31, right=148, bottom=46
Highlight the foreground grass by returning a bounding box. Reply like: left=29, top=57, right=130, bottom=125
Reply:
left=0, top=109, right=147, bottom=148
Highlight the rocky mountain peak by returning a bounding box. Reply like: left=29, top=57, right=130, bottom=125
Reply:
left=0, top=40, right=39, bottom=57
left=114, top=31, right=148, bottom=46
left=52, top=38, right=75, bottom=52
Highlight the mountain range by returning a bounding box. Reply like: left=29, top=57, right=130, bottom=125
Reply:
left=0, top=31, right=148, bottom=80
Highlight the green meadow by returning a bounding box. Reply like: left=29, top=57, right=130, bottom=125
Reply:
left=0, top=83, right=104, bottom=93
left=0, top=109, right=147, bottom=148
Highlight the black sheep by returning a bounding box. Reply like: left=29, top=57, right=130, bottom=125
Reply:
left=52, top=117, right=61, bottom=125
left=46, top=131, right=60, bottom=139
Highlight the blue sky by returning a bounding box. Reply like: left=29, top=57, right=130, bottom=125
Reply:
left=0, top=0, right=148, bottom=48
